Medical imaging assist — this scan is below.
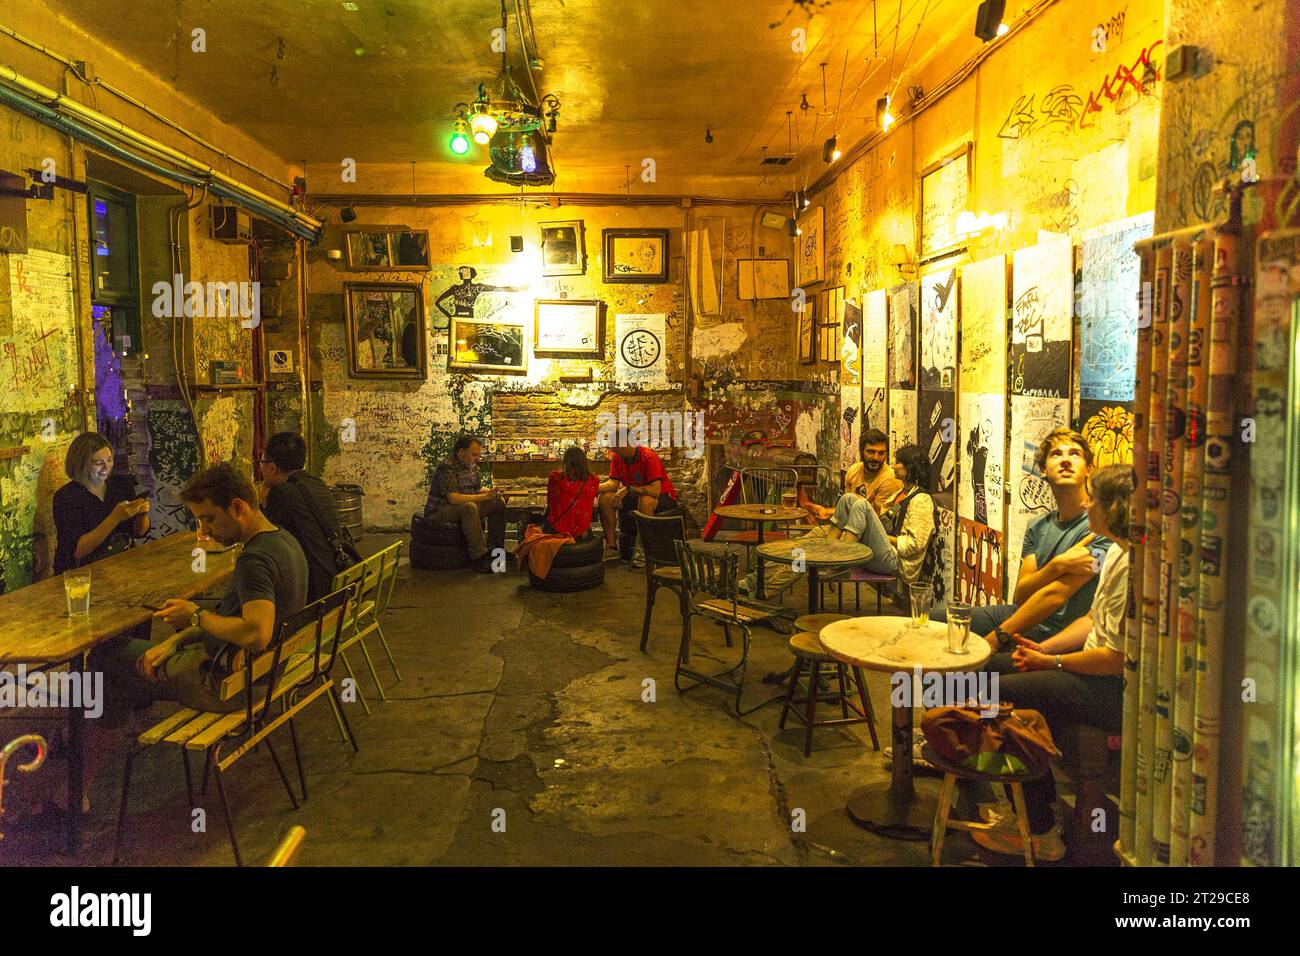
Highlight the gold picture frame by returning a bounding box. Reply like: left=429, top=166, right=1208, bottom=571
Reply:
left=343, top=282, right=427, bottom=379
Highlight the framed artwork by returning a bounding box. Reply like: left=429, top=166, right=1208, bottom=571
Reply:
left=540, top=220, right=585, bottom=276
left=343, top=283, right=427, bottom=379
left=919, top=145, right=971, bottom=260
left=534, top=299, right=604, bottom=357
left=345, top=229, right=431, bottom=270
left=738, top=259, right=791, bottom=299
left=798, top=296, right=818, bottom=364
left=603, top=229, right=669, bottom=283
left=818, top=286, right=844, bottom=362
left=449, top=316, right=527, bottom=374
left=796, top=206, right=824, bottom=286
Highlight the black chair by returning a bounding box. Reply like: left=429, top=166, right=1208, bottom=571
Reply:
left=633, top=511, right=689, bottom=653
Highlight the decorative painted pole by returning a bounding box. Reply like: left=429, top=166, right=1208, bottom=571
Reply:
left=1161, top=239, right=1193, bottom=865
left=1171, top=235, right=1213, bottom=865
left=1120, top=244, right=1155, bottom=862
left=1188, top=205, right=1244, bottom=865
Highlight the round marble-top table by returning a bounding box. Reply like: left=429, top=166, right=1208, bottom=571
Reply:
left=755, top=537, right=873, bottom=615
left=820, top=615, right=992, bottom=840
left=713, top=504, right=806, bottom=596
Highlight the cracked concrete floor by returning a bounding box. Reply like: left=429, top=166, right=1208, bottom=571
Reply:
left=7, top=534, right=994, bottom=867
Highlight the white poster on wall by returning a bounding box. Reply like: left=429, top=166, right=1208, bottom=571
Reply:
left=1006, top=395, right=1071, bottom=576
left=958, top=391, right=1006, bottom=533
left=888, top=388, right=917, bottom=457
left=614, top=313, right=668, bottom=387
left=862, top=288, right=887, bottom=389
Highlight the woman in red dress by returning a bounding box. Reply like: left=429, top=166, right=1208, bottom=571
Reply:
left=543, top=447, right=600, bottom=539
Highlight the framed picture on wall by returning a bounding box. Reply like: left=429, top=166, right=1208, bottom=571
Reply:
left=920, top=144, right=971, bottom=260
left=540, top=220, right=586, bottom=276
left=534, top=299, right=604, bottom=357
left=798, top=296, right=818, bottom=364
left=449, top=317, right=527, bottom=374
left=818, top=286, right=844, bottom=362
left=345, top=229, right=431, bottom=270
left=796, top=206, right=824, bottom=286
left=343, top=282, right=427, bottom=379
left=602, top=229, right=669, bottom=283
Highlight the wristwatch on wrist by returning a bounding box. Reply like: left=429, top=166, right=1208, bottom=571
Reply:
left=1055, top=654, right=1064, bottom=670
left=993, top=626, right=1014, bottom=651
left=191, top=608, right=203, bottom=630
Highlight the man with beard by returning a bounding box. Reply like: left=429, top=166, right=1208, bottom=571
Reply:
left=938, top=428, right=1112, bottom=652
left=807, top=429, right=904, bottom=530
left=99, top=463, right=308, bottom=714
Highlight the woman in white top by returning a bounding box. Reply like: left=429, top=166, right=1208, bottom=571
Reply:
left=970, top=463, right=1133, bottom=862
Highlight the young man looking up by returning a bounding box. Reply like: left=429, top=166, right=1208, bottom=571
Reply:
left=941, top=428, right=1112, bottom=655
left=425, top=434, right=508, bottom=573
left=598, top=444, right=678, bottom=558
left=100, top=463, right=308, bottom=714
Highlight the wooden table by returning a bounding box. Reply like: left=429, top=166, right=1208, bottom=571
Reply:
left=820, top=615, right=991, bottom=840
left=755, top=537, right=873, bottom=615
left=712, top=503, right=805, bottom=597
left=0, top=532, right=239, bottom=852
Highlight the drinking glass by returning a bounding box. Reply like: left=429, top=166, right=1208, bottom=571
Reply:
left=781, top=491, right=798, bottom=510
left=909, top=583, right=931, bottom=627
left=64, top=570, right=91, bottom=617
left=946, top=601, right=973, bottom=654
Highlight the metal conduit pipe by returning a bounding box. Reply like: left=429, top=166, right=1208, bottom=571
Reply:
left=0, top=62, right=320, bottom=237
left=0, top=82, right=321, bottom=242
left=312, top=193, right=782, bottom=208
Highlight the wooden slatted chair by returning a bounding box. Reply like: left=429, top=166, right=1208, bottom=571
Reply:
left=327, top=542, right=404, bottom=722
left=113, top=585, right=357, bottom=867
left=266, top=824, right=306, bottom=866
left=674, top=541, right=784, bottom=715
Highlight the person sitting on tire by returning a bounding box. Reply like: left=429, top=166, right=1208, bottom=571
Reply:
left=424, top=433, right=508, bottom=573
left=598, top=444, right=677, bottom=559
left=543, top=447, right=601, bottom=538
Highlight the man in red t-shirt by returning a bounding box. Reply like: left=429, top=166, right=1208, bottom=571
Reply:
left=598, top=445, right=678, bottom=556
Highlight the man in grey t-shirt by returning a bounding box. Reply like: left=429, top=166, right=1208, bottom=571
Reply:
left=103, top=463, right=308, bottom=716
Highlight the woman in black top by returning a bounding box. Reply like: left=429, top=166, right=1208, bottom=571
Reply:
left=53, top=432, right=150, bottom=574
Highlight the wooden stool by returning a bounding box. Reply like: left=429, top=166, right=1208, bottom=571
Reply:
left=792, top=612, right=850, bottom=634
left=923, top=743, right=1050, bottom=867
left=778, top=632, right=879, bottom=757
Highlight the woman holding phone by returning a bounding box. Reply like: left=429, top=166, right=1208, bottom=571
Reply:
left=53, top=432, right=150, bottom=574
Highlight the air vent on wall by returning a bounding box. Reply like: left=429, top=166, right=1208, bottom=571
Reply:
left=761, top=154, right=796, bottom=165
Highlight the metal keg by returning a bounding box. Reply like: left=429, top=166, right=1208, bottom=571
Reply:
left=332, top=483, right=364, bottom=541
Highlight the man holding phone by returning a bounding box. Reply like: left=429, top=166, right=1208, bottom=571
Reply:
left=424, top=433, right=508, bottom=573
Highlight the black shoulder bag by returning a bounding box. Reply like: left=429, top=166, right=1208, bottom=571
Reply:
left=288, top=474, right=361, bottom=573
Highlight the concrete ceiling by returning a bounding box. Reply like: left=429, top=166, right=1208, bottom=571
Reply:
left=49, top=0, right=979, bottom=198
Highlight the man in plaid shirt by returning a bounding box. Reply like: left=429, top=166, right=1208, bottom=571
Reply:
left=425, top=434, right=507, bottom=572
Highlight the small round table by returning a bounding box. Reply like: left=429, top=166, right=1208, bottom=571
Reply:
left=755, top=537, right=873, bottom=615
left=819, top=615, right=992, bottom=841
left=713, top=504, right=806, bottom=597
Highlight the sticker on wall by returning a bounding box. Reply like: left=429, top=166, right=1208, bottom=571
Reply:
left=959, top=254, right=1007, bottom=396
left=865, top=386, right=887, bottom=435
left=862, top=288, right=888, bottom=390
left=268, top=349, right=294, bottom=374
left=841, top=299, right=862, bottom=385
left=1080, top=212, right=1154, bottom=402
left=918, top=389, right=956, bottom=503
left=615, top=313, right=668, bottom=387
left=1006, top=395, right=1070, bottom=575
left=1010, top=236, right=1073, bottom=398
left=958, top=517, right=1004, bottom=606
left=934, top=505, right=957, bottom=607
left=888, top=388, right=917, bottom=457
left=840, top=383, right=862, bottom=473
left=888, top=282, right=917, bottom=389
left=959, top=391, right=1006, bottom=533
left=1077, top=398, right=1135, bottom=468
left=919, top=267, right=957, bottom=390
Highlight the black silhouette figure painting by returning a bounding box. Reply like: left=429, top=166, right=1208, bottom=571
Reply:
left=433, top=266, right=525, bottom=327
left=966, top=420, right=990, bottom=525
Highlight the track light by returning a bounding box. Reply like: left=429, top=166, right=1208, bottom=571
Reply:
left=822, top=134, right=840, bottom=164
left=975, top=0, right=1008, bottom=42
left=876, top=95, right=894, bottom=132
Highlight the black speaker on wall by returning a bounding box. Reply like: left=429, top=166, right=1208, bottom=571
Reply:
left=974, top=0, right=1006, bottom=41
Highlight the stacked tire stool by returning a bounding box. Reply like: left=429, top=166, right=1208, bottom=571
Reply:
left=528, top=534, right=604, bottom=592
left=409, top=513, right=471, bottom=570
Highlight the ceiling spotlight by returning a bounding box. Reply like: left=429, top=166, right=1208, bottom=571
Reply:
left=705, top=128, right=714, bottom=143
left=975, top=0, right=1008, bottom=42
left=787, top=219, right=800, bottom=237
left=471, top=107, right=498, bottom=145
left=822, top=134, right=840, bottom=164
left=876, top=95, right=894, bottom=132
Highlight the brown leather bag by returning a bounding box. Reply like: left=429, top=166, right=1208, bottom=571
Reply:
left=921, top=703, right=1060, bottom=776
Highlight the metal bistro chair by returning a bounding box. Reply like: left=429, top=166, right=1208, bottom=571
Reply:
left=673, top=540, right=784, bottom=715
left=327, top=542, right=404, bottom=725
left=634, top=511, right=690, bottom=654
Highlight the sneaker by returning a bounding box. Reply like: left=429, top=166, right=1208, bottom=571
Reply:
left=971, top=824, right=1066, bottom=862
left=978, top=802, right=1019, bottom=832
left=883, top=734, right=934, bottom=769
left=473, top=555, right=495, bottom=573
